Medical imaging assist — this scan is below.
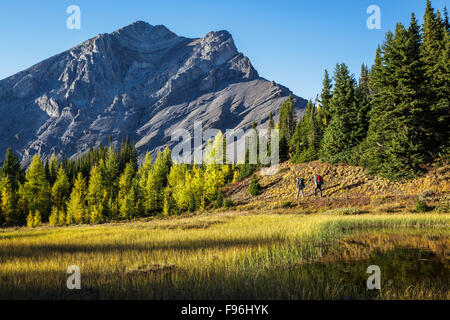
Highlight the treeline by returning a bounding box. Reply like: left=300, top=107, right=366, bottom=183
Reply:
left=283, top=0, right=449, bottom=179
left=0, top=134, right=235, bottom=227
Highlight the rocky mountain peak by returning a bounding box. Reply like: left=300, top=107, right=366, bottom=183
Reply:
left=0, top=21, right=306, bottom=165
left=111, top=21, right=178, bottom=44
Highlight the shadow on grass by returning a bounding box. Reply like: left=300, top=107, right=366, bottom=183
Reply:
left=0, top=230, right=53, bottom=241
left=0, top=235, right=287, bottom=260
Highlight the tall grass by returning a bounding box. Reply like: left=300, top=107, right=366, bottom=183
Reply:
left=0, top=212, right=448, bottom=299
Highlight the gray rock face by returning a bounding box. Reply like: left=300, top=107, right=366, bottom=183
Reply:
left=0, top=21, right=306, bottom=165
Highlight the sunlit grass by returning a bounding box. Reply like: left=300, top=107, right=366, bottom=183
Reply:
left=0, top=211, right=448, bottom=299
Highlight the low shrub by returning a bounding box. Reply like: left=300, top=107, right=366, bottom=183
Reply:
left=290, top=147, right=318, bottom=164
left=415, top=199, right=432, bottom=213
left=248, top=175, right=261, bottom=196
left=281, top=201, right=293, bottom=208
left=237, top=164, right=256, bottom=181
left=213, top=191, right=224, bottom=209
left=223, top=198, right=233, bottom=208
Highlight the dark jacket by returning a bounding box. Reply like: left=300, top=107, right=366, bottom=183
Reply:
left=296, top=178, right=305, bottom=189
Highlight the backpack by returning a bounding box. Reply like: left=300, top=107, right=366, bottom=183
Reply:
left=317, top=175, right=323, bottom=184
left=297, top=178, right=305, bottom=188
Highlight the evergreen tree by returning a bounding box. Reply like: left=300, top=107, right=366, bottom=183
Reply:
left=44, top=158, right=50, bottom=185
left=21, top=154, right=51, bottom=220
left=422, top=0, right=449, bottom=155
left=0, top=176, right=18, bottom=224
left=169, top=164, right=191, bottom=212
left=267, top=111, right=274, bottom=141
left=290, top=101, right=319, bottom=163
left=278, top=94, right=296, bottom=161
left=26, top=211, right=34, bottom=228
left=162, top=186, right=175, bottom=216
left=248, top=175, right=261, bottom=196
left=168, top=164, right=186, bottom=211
left=364, top=18, right=430, bottom=179
left=104, top=142, right=119, bottom=215
left=27, top=210, right=42, bottom=228
left=0, top=148, right=23, bottom=191
left=318, top=69, right=333, bottom=127
left=51, top=167, right=71, bottom=211
left=191, top=165, right=205, bottom=211
left=33, top=211, right=42, bottom=227
left=203, top=163, right=226, bottom=204
left=47, top=153, right=59, bottom=186
left=444, top=6, right=449, bottom=31
left=49, top=207, right=59, bottom=226
left=58, top=208, right=67, bottom=226
left=356, top=64, right=371, bottom=138
left=439, top=24, right=450, bottom=154
left=118, top=137, right=138, bottom=173
left=144, top=148, right=172, bottom=213
left=314, top=98, right=325, bottom=152
left=144, top=173, right=158, bottom=214
left=87, top=163, right=106, bottom=223
left=66, top=172, right=87, bottom=224
left=205, top=131, right=226, bottom=165
left=137, top=152, right=152, bottom=215
left=319, top=63, right=360, bottom=164
left=117, top=162, right=138, bottom=219
left=263, top=112, right=275, bottom=159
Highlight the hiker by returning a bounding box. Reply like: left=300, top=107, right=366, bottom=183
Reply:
left=296, top=177, right=305, bottom=199
left=313, top=174, right=324, bottom=197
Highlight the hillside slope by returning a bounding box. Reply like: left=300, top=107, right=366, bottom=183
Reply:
left=226, top=161, right=450, bottom=212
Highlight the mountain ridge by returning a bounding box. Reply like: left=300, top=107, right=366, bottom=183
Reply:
left=0, top=21, right=306, bottom=165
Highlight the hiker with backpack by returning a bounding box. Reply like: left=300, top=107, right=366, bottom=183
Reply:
left=314, top=174, right=324, bottom=197
left=296, top=177, right=305, bottom=199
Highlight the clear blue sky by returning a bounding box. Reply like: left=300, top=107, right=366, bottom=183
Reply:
left=0, top=0, right=448, bottom=100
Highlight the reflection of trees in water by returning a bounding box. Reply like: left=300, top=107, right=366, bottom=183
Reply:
left=300, top=247, right=448, bottom=299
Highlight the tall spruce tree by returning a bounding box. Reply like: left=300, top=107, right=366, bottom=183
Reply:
left=364, top=17, right=430, bottom=179
left=104, top=142, right=119, bottom=214
left=440, top=21, right=450, bottom=155
left=47, top=153, right=59, bottom=186
left=0, top=176, right=18, bottom=224
left=290, top=100, right=319, bottom=163
left=422, top=0, right=449, bottom=155
left=319, top=63, right=360, bottom=164
left=0, top=148, right=23, bottom=191
left=267, top=111, right=275, bottom=157
left=318, top=69, right=333, bottom=127
left=278, top=94, right=296, bottom=161
left=267, top=111, right=274, bottom=140
left=278, top=94, right=296, bottom=141
left=356, top=64, right=371, bottom=139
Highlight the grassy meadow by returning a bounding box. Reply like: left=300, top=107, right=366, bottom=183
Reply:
left=0, top=161, right=448, bottom=300
left=0, top=210, right=448, bottom=300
